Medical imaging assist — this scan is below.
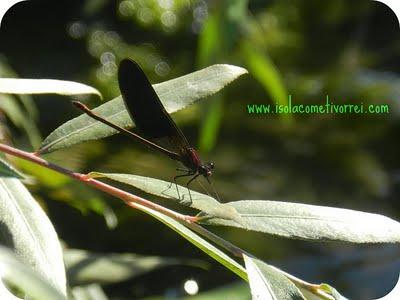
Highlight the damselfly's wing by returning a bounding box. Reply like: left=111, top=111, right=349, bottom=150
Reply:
left=118, top=59, right=192, bottom=157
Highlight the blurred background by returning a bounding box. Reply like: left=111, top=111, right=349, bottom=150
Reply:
left=0, top=0, right=399, bottom=299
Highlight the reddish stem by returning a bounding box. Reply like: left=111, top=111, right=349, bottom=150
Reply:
left=0, top=143, right=197, bottom=223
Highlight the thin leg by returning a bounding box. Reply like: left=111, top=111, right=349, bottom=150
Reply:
left=186, top=173, right=200, bottom=204
left=168, top=168, right=190, bottom=189
left=173, top=171, right=194, bottom=201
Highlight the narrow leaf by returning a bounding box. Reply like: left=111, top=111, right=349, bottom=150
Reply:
left=0, top=178, right=66, bottom=295
left=39, top=64, right=247, bottom=154
left=89, top=172, right=241, bottom=222
left=130, top=202, right=247, bottom=280
left=201, top=200, right=400, bottom=243
left=241, top=41, right=288, bottom=109
left=0, top=246, right=66, bottom=300
left=0, top=95, right=26, bottom=127
left=0, top=78, right=101, bottom=97
left=243, top=254, right=305, bottom=300
left=0, top=95, right=42, bottom=147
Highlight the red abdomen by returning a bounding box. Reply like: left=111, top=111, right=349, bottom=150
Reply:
left=182, top=148, right=202, bottom=170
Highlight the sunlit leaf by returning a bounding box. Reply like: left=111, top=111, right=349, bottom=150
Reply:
left=89, top=172, right=241, bottom=222
left=0, top=78, right=101, bottom=97
left=0, top=246, right=66, bottom=300
left=129, top=202, right=247, bottom=280
left=243, top=254, right=305, bottom=300
left=0, top=178, right=66, bottom=295
left=39, top=64, right=248, bottom=154
left=201, top=200, right=400, bottom=243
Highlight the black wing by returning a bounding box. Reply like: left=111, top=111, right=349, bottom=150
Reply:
left=118, top=59, right=192, bottom=156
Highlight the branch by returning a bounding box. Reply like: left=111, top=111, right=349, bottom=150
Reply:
left=0, top=143, right=251, bottom=257
left=0, top=143, right=337, bottom=299
left=0, top=143, right=196, bottom=223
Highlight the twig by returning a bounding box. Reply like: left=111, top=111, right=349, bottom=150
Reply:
left=0, top=142, right=336, bottom=299
left=0, top=143, right=196, bottom=223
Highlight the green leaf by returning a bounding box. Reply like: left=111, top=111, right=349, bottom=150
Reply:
left=0, top=78, right=101, bottom=97
left=0, top=95, right=25, bottom=127
left=39, top=64, right=248, bottom=154
left=0, top=95, right=42, bottom=148
left=241, top=41, right=289, bottom=114
left=64, top=248, right=207, bottom=286
left=18, top=94, right=39, bottom=121
left=89, top=172, right=241, bottom=222
left=197, top=13, right=220, bottom=67
left=243, top=254, right=305, bottom=300
left=0, top=246, right=66, bottom=300
left=201, top=200, right=400, bottom=243
left=198, top=94, right=223, bottom=153
left=130, top=202, right=247, bottom=281
left=0, top=60, right=42, bottom=147
left=0, top=157, right=24, bottom=179
left=0, top=178, right=66, bottom=296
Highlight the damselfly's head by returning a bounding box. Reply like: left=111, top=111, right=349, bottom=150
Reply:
left=200, top=162, right=214, bottom=177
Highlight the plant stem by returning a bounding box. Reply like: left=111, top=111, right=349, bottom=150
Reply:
left=0, top=143, right=335, bottom=300
left=0, top=143, right=196, bottom=223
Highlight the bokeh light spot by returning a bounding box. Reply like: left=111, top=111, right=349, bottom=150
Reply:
left=138, top=8, right=154, bottom=24
left=102, top=62, right=118, bottom=77
left=100, top=52, right=116, bottom=65
left=155, top=61, right=170, bottom=76
left=161, top=11, right=177, bottom=27
left=67, top=21, right=87, bottom=39
left=183, top=279, right=199, bottom=295
left=119, top=0, right=135, bottom=16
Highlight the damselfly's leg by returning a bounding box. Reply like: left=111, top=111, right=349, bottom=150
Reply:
left=185, top=173, right=200, bottom=204
left=167, top=168, right=190, bottom=190
left=173, top=170, right=195, bottom=201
